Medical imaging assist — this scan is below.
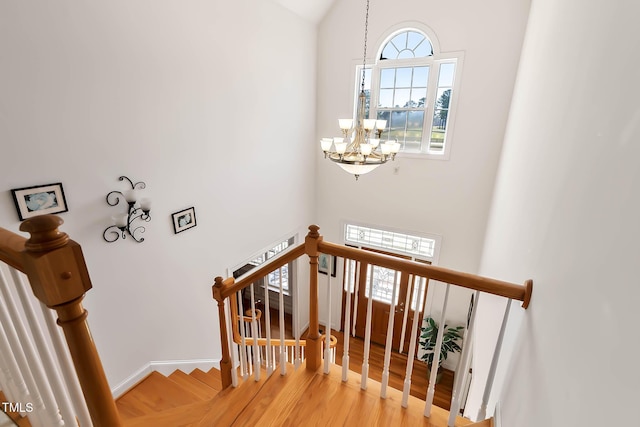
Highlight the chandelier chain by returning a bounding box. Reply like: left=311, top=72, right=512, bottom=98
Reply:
left=361, top=0, right=370, bottom=93
left=320, top=0, right=399, bottom=180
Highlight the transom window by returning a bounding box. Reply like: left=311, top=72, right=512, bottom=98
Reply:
left=343, top=223, right=440, bottom=310
left=344, top=223, right=436, bottom=259
left=356, top=28, right=462, bottom=159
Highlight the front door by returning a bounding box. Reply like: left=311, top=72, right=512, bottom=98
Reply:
left=342, top=250, right=430, bottom=353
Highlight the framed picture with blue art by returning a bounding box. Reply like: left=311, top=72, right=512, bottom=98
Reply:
left=171, top=207, right=197, bottom=234
left=11, top=182, right=69, bottom=220
left=318, top=253, right=337, bottom=277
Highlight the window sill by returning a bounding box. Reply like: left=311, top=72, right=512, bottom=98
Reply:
left=396, top=151, right=450, bottom=161
left=265, top=285, right=290, bottom=297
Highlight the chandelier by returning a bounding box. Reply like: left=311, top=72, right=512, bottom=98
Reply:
left=320, top=0, right=400, bottom=180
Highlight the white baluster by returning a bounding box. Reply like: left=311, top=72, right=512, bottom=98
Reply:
left=237, top=291, right=249, bottom=379
left=249, top=283, right=260, bottom=381
left=0, top=325, right=28, bottom=409
left=342, top=259, right=354, bottom=382
left=425, top=284, right=452, bottom=417
left=10, top=268, right=77, bottom=426
left=402, top=276, right=425, bottom=408
left=398, top=280, right=412, bottom=354
left=294, top=273, right=302, bottom=370
left=351, top=261, right=360, bottom=337
left=38, top=304, right=93, bottom=426
left=323, top=256, right=333, bottom=374
left=279, top=266, right=287, bottom=375
left=264, top=272, right=273, bottom=376
left=380, top=270, right=400, bottom=398
left=222, top=298, right=239, bottom=388
left=0, top=270, right=50, bottom=427
left=448, top=291, right=479, bottom=426
left=361, top=264, right=374, bottom=390
left=477, top=298, right=512, bottom=421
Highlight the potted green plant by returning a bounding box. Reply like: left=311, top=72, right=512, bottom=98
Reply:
left=419, top=316, right=464, bottom=383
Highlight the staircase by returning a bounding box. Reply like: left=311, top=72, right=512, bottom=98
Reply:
left=0, top=219, right=525, bottom=426
left=115, top=363, right=489, bottom=426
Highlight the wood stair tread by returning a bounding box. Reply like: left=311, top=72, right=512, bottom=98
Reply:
left=189, top=368, right=222, bottom=392
left=466, top=419, right=493, bottom=427
left=121, top=398, right=216, bottom=427
left=168, top=370, right=218, bottom=400
left=240, top=362, right=472, bottom=426
left=196, top=362, right=472, bottom=427
left=0, top=391, right=31, bottom=427
left=224, top=364, right=308, bottom=426
left=117, top=364, right=482, bottom=427
left=195, top=367, right=272, bottom=426
left=116, top=371, right=204, bottom=420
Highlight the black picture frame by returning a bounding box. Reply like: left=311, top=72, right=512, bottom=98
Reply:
left=10, top=182, right=69, bottom=220
left=171, top=207, right=197, bottom=234
left=318, top=253, right=337, bottom=277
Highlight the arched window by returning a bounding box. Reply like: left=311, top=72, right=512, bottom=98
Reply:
left=357, top=28, right=462, bottom=158
left=379, top=30, right=433, bottom=60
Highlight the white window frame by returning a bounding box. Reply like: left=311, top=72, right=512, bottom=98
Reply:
left=230, top=234, right=297, bottom=296
left=342, top=220, right=442, bottom=312
left=343, top=221, right=441, bottom=262
left=353, top=24, right=464, bottom=161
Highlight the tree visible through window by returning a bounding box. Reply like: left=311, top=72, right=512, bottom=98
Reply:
left=356, top=28, right=462, bottom=157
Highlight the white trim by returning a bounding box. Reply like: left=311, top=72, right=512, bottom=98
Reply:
left=341, top=219, right=442, bottom=265
left=111, top=358, right=220, bottom=398
left=373, top=21, right=443, bottom=57
left=351, top=21, right=464, bottom=161
left=495, top=401, right=502, bottom=427
left=228, top=231, right=299, bottom=277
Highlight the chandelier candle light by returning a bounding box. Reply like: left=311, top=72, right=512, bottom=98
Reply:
left=320, top=0, right=401, bottom=180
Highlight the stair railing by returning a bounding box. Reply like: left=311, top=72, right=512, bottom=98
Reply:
left=314, top=230, right=531, bottom=425
left=0, top=215, right=122, bottom=426
left=214, top=225, right=532, bottom=425
left=212, top=238, right=338, bottom=387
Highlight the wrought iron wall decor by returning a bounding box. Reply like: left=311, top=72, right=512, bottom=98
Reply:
left=103, top=176, right=151, bottom=243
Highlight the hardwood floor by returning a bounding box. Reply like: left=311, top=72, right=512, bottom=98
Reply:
left=248, top=303, right=457, bottom=411
left=198, top=362, right=472, bottom=427
left=327, top=328, right=455, bottom=411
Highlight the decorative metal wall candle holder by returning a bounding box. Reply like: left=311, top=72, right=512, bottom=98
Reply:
left=103, top=176, right=151, bottom=243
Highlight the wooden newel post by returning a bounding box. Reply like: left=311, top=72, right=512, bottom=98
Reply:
left=213, top=276, right=233, bottom=389
left=19, top=215, right=122, bottom=427
left=305, top=225, right=322, bottom=371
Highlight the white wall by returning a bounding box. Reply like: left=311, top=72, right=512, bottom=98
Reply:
left=316, top=0, right=530, bottom=332
left=472, top=0, right=640, bottom=424
left=0, top=0, right=317, bottom=387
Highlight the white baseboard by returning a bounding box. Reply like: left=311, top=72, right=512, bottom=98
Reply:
left=494, top=401, right=502, bottom=427
left=111, top=358, right=220, bottom=398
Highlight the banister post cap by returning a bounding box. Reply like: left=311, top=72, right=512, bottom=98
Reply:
left=307, top=225, right=320, bottom=238
left=20, top=215, right=69, bottom=252
left=213, top=276, right=233, bottom=301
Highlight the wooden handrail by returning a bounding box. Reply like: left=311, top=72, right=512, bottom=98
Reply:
left=228, top=294, right=337, bottom=349
left=219, top=243, right=306, bottom=299
left=318, top=240, right=532, bottom=308
left=0, top=215, right=122, bottom=426
left=0, top=227, right=27, bottom=273
left=213, top=224, right=533, bottom=386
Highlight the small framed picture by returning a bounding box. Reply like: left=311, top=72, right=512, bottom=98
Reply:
left=11, top=183, right=69, bottom=220
left=171, top=207, right=197, bottom=234
left=318, top=253, right=337, bottom=277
